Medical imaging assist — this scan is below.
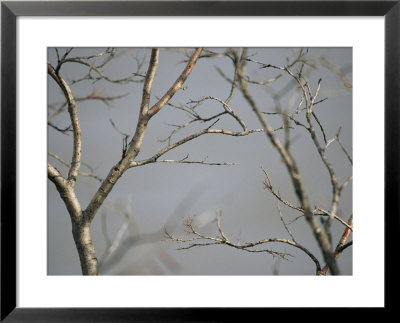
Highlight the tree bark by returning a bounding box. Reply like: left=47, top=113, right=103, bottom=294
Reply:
left=72, top=221, right=98, bottom=275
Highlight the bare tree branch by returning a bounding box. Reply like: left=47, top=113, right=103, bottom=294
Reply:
left=237, top=49, right=339, bottom=274
left=166, top=212, right=323, bottom=274
left=48, top=152, right=103, bottom=182
left=48, top=93, right=128, bottom=120
left=139, top=48, right=159, bottom=115
left=129, top=127, right=263, bottom=169
left=148, top=48, right=203, bottom=117
left=48, top=63, right=82, bottom=183
left=261, top=166, right=304, bottom=213
left=48, top=121, right=72, bottom=135
left=319, top=215, right=353, bottom=275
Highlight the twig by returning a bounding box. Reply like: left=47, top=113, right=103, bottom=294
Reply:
left=261, top=166, right=304, bottom=213
left=167, top=212, right=322, bottom=274
left=129, top=128, right=263, bottom=169
left=313, top=207, right=353, bottom=231
left=148, top=48, right=203, bottom=117
left=48, top=152, right=103, bottom=182
left=48, top=121, right=72, bottom=135
left=277, top=205, right=296, bottom=242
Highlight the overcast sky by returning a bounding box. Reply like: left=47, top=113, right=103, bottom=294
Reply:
left=48, top=47, right=352, bottom=275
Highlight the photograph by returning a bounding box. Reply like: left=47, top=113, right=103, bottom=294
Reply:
left=47, top=47, right=353, bottom=276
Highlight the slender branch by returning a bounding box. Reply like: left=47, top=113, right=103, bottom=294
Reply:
left=189, top=96, right=248, bottom=132
left=129, top=128, right=263, bottom=168
left=48, top=121, right=72, bottom=135
left=339, top=175, right=353, bottom=192
left=313, top=208, right=353, bottom=231
left=319, top=215, right=353, bottom=275
left=261, top=166, right=304, bottom=213
left=148, top=48, right=203, bottom=117
left=48, top=152, right=103, bottom=182
left=48, top=93, right=128, bottom=120
left=225, top=48, right=242, bottom=104
left=277, top=205, right=296, bottom=242
left=48, top=63, right=81, bottom=183
left=303, top=79, right=340, bottom=222
left=161, top=92, right=272, bottom=146
left=167, top=213, right=322, bottom=274
left=336, top=241, right=352, bottom=253
left=263, top=111, right=309, bottom=131
left=57, top=48, right=142, bottom=85
left=140, top=48, right=159, bottom=115
left=145, top=154, right=239, bottom=166
left=334, top=127, right=353, bottom=165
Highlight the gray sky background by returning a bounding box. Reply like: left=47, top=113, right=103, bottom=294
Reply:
left=48, top=47, right=352, bottom=275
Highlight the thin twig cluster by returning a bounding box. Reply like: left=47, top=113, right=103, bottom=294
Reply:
left=166, top=48, right=352, bottom=275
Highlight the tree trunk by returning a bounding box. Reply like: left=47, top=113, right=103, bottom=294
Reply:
left=72, top=222, right=98, bottom=275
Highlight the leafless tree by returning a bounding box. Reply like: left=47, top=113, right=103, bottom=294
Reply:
left=48, top=47, right=352, bottom=275
left=167, top=48, right=352, bottom=275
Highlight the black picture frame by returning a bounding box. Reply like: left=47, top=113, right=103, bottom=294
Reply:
left=1, top=1, right=398, bottom=321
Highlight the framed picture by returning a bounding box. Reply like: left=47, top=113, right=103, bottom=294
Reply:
left=1, top=0, right=398, bottom=320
